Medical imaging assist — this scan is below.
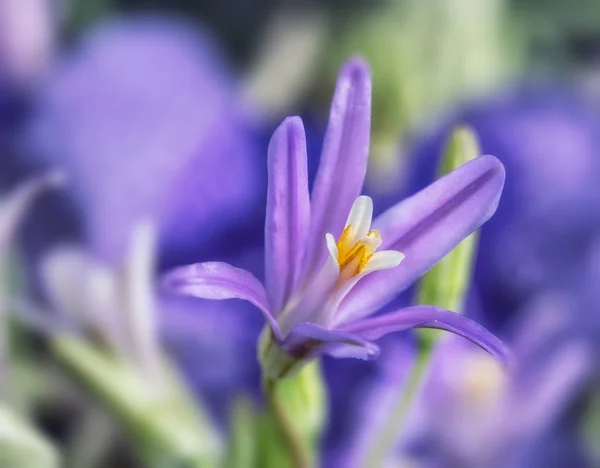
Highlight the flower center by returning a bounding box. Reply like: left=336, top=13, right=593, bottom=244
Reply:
left=336, top=224, right=382, bottom=279
left=460, top=353, right=506, bottom=405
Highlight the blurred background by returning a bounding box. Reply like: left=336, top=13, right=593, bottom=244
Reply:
left=1, top=0, right=600, bottom=466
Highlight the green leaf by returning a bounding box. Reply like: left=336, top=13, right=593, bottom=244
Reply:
left=52, top=336, right=222, bottom=468
left=417, top=126, right=481, bottom=346
left=257, top=362, right=327, bottom=468
left=0, top=404, right=60, bottom=468
left=226, top=397, right=257, bottom=468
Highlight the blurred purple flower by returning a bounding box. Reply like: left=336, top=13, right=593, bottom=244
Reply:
left=0, top=0, right=57, bottom=93
left=164, top=58, right=508, bottom=379
left=0, top=172, right=62, bottom=376
left=161, top=247, right=267, bottom=420
left=5, top=15, right=268, bottom=420
left=399, top=87, right=600, bottom=328
left=24, top=15, right=263, bottom=264
left=321, top=335, right=416, bottom=468
left=397, top=302, right=591, bottom=468
left=0, top=172, right=63, bottom=292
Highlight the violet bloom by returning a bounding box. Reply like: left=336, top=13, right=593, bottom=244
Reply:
left=0, top=172, right=62, bottom=289
left=25, top=16, right=262, bottom=263
left=165, top=58, right=508, bottom=379
left=399, top=87, right=600, bottom=327
left=0, top=0, right=57, bottom=93
left=322, top=335, right=416, bottom=468
left=0, top=172, right=61, bottom=376
left=398, top=300, right=591, bottom=468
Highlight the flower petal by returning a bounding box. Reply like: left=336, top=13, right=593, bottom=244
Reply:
left=339, top=306, right=511, bottom=364
left=303, top=57, right=372, bottom=281
left=0, top=171, right=64, bottom=253
left=325, top=250, right=404, bottom=328
left=265, top=117, right=310, bottom=315
left=345, top=195, right=373, bottom=242
left=511, top=341, right=590, bottom=436
left=338, top=155, right=505, bottom=323
left=278, top=235, right=340, bottom=335
left=163, top=262, right=281, bottom=339
left=282, top=322, right=380, bottom=360
left=362, top=250, right=405, bottom=275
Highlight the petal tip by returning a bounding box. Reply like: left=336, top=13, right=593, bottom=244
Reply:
left=478, top=154, right=506, bottom=180
left=268, top=116, right=308, bottom=165
left=338, top=56, right=372, bottom=92
left=341, top=56, right=371, bottom=78
left=281, top=115, right=304, bottom=130
left=160, top=266, right=184, bottom=293
left=274, top=115, right=305, bottom=140
left=477, top=154, right=507, bottom=217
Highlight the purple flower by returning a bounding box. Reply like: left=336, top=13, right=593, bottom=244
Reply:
left=398, top=301, right=591, bottom=467
left=0, top=0, right=57, bottom=93
left=0, top=172, right=63, bottom=260
left=398, top=87, right=600, bottom=328
left=25, top=16, right=263, bottom=263
left=0, top=172, right=62, bottom=374
left=322, top=335, right=416, bottom=468
left=164, top=58, right=508, bottom=379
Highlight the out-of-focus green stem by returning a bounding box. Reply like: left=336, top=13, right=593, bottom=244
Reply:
left=263, top=378, right=311, bottom=468
left=418, top=125, right=481, bottom=347
left=51, top=335, right=222, bottom=468
left=365, top=126, right=483, bottom=465
left=364, top=345, right=431, bottom=466
left=226, top=397, right=257, bottom=468
left=0, top=404, right=60, bottom=468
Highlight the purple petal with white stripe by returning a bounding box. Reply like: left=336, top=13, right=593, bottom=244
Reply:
left=302, top=57, right=372, bottom=280
left=265, top=117, right=310, bottom=314
left=339, top=306, right=511, bottom=364
left=338, top=155, right=505, bottom=324
left=163, top=261, right=281, bottom=339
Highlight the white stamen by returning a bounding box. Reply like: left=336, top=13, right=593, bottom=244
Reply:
left=344, top=195, right=373, bottom=242
left=362, top=230, right=383, bottom=251
left=325, top=232, right=339, bottom=260
left=362, top=250, right=405, bottom=275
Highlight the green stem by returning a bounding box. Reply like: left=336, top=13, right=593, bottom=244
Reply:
left=364, top=344, right=432, bottom=466
left=263, top=379, right=311, bottom=468
left=52, top=336, right=222, bottom=468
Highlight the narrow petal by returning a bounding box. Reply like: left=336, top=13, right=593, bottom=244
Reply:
left=282, top=322, right=379, bottom=360
left=40, top=247, right=91, bottom=321
left=265, top=117, right=310, bottom=314
left=302, top=58, right=372, bottom=281
left=326, top=251, right=404, bottom=328
left=339, top=306, right=511, bottom=364
left=362, top=250, right=405, bottom=275
left=345, top=195, right=373, bottom=241
left=338, top=155, right=505, bottom=323
left=0, top=171, right=64, bottom=253
left=40, top=246, right=132, bottom=357
left=163, top=262, right=281, bottom=339
left=122, top=221, right=161, bottom=379
left=278, top=237, right=340, bottom=335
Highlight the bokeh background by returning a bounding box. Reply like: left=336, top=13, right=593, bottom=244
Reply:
left=2, top=0, right=600, bottom=466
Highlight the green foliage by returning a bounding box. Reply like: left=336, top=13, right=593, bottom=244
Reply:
left=417, top=126, right=481, bottom=346
left=0, top=404, right=60, bottom=468
left=52, top=336, right=222, bottom=468
left=254, top=362, right=326, bottom=468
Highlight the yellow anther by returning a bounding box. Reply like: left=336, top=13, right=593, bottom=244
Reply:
left=366, top=229, right=380, bottom=240
left=336, top=224, right=354, bottom=260
left=336, top=225, right=379, bottom=278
